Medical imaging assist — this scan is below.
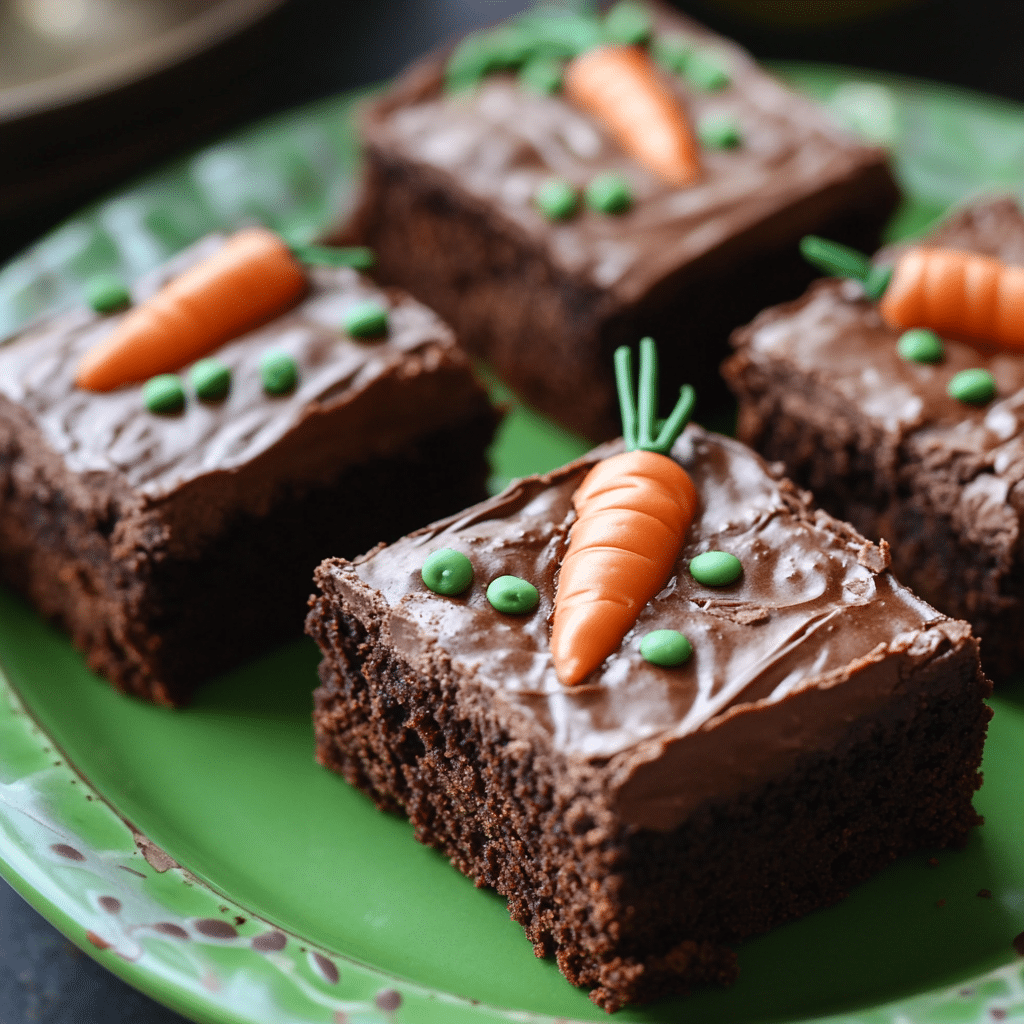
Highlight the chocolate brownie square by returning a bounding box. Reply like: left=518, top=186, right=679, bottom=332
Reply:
left=0, top=232, right=496, bottom=705
left=306, top=425, right=990, bottom=1010
left=725, top=196, right=1024, bottom=678
left=340, top=2, right=898, bottom=440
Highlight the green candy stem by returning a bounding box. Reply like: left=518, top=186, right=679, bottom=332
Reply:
left=291, top=244, right=376, bottom=270
left=800, top=235, right=871, bottom=281
left=614, top=338, right=695, bottom=455
left=799, top=235, right=893, bottom=300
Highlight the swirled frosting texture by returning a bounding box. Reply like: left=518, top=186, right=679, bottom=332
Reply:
left=366, top=6, right=890, bottom=306
left=0, top=234, right=487, bottom=544
left=323, top=427, right=973, bottom=831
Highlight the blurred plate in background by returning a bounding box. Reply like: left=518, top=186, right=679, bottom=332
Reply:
left=0, top=0, right=286, bottom=263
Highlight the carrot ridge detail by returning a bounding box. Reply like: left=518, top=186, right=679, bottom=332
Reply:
left=878, top=246, right=1024, bottom=351
left=800, top=233, right=1024, bottom=352
left=564, top=45, right=701, bottom=188
left=551, top=339, right=697, bottom=686
left=75, top=227, right=308, bottom=392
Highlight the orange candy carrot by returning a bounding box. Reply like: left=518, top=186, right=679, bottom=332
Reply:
left=551, top=339, right=698, bottom=686
left=76, top=227, right=307, bottom=392
left=878, top=247, right=1024, bottom=351
left=563, top=45, right=701, bottom=188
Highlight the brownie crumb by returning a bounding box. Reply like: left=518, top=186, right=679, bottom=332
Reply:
left=978, top=888, right=993, bottom=898
left=927, top=857, right=940, bottom=868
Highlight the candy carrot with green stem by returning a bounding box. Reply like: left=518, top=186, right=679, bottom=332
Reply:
left=551, top=338, right=698, bottom=686
left=76, top=227, right=308, bottom=392
left=800, top=234, right=1024, bottom=351
left=446, top=8, right=702, bottom=188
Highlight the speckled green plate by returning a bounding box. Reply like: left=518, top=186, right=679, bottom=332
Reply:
left=2, top=67, right=1024, bottom=1024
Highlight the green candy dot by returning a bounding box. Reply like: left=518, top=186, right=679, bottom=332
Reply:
left=535, top=178, right=578, bottom=221
left=689, top=550, right=742, bottom=587
left=603, top=1, right=653, bottom=45
left=897, top=329, right=945, bottom=364
left=486, top=575, right=539, bottom=614
left=190, top=358, right=231, bottom=400
left=652, top=33, right=695, bottom=75
left=947, top=368, right=996, bottom=405
left=143, top=374, right=185, bottom=414
left=520, top=55, right=563, bottom=95
left=85, top=274, right=130, bottom=314
left=640, top=629, right=692, bottom=667
left=421, top=548, right=474, bottom=596
left=585, top=173, right=632, bottom=215
left=344, top=301, right=389, bottom=338
left=684, top=49, right=731, bottom=91
left=259, top=351, right=298, bottom=395
left=698, top=114, right=741, bottom=149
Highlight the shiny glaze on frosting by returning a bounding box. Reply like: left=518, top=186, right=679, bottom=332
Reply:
left=736, top=198, right=1024, bottom=459
left=0, top=234, right=484, bottom=530
left=366, top=6, right=889, bottom=307
left=324, top=427, right=969, bottom=831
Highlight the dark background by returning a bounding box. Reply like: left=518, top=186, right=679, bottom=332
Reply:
left=2, top=0, right=1023, bottom=1020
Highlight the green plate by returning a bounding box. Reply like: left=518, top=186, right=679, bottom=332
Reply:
left=2, top=65, right=1024, bottom=1024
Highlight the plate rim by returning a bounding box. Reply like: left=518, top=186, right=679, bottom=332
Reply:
left=0, top=0, right=286, bottom=125
left=1, top=60, right=1024, bottom=1024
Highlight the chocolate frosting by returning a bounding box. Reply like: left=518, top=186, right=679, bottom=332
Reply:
left=321, top=427, right=971, bottom=831
left=732, top=197, right=1024, bottom=520
left=366, top=5, right=890, bottom=306
left=0, top=233, right=488, bottom=546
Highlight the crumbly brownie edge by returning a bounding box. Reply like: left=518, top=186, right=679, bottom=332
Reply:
left=307, top=561, right=990, bottom=1011
left=346, top=142, right=896, bottom=442
left=347, top=151, right=618, bottom=440
left=0, top=409, right=495, bottom=706
left=723, top=342, right=1024, bottom=678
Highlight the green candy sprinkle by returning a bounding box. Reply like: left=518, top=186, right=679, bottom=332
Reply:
left=652, top=33, right=695, bottom=75
left=947, top=368, right=996, bottom=405
left=486, top=575, right=540, bottom=614
left=520, top=55, right=563, bottom=94
left=604, top=1, right=653, bottom=45
left=143, top=374, right=185, bottom=414
left=259, top=351, right=298, bottom=395
left=698, top=114, right=741, bottom=149
left=689, top=550, right=742, bottom=587
left=85, top=274, right=130, bottom=314
left=640, top=629, right=692, bottom=667
left=684, top=49, right=731, bottom=91
left=421, top=548, right=474, bottom=596
left=585, top=173, right=632, bottom=215
left=535, top=178, right=578, bottom=220
left=343, top=301, right=389, bottom=338
left=897, top=329, right=945, bottom=365
left=190, top=358, right=231, bottom=400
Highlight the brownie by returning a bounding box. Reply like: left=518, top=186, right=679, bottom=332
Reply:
left=725, top=196, right=1024, bottom=678
left=306, top=425, right=990, bottom=1011
left=0, top=233, right=496, bottom=706
left=338, top=2, right=898, bottom=440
